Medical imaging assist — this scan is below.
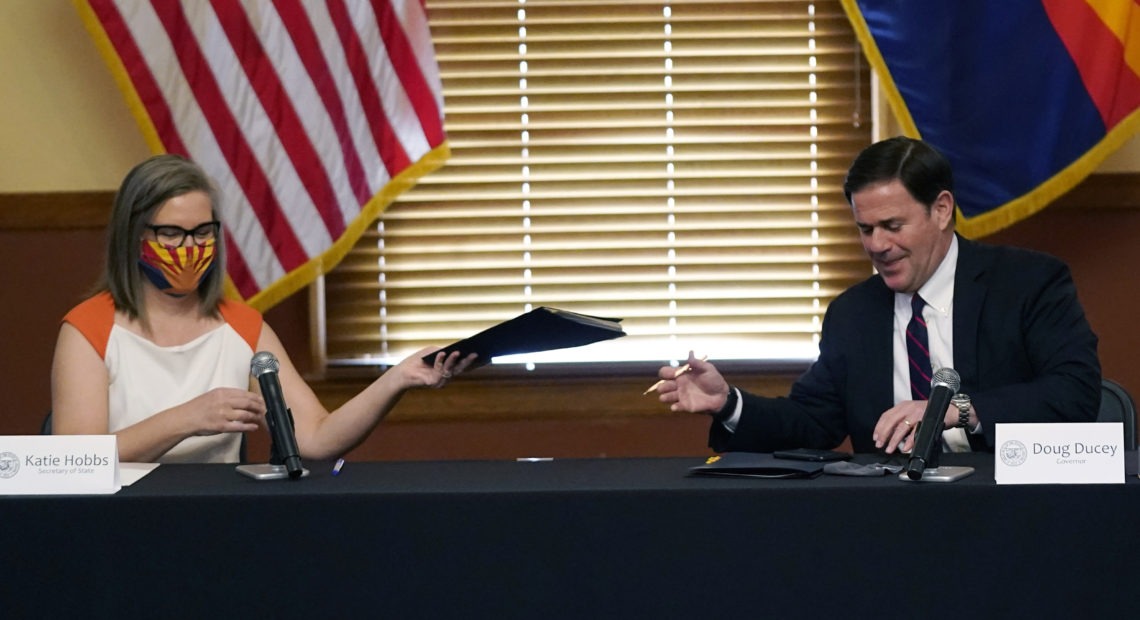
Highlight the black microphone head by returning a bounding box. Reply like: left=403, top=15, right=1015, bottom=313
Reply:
left=931, top=367, right=961, bottom=392
left=250, top=351, right=280, bottom=378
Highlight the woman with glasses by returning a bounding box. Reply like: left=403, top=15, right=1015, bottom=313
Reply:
left=50, top=154, right=475, bottom=463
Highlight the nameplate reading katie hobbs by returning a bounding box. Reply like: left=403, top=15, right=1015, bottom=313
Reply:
left=0, top=435, right=120, bottom=495
left=995, top=423, right=1123, bottom=485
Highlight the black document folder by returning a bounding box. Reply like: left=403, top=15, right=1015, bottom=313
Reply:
left=422, top=307, right=626, bottom=367
left=688, top=452, right=825, bottom=479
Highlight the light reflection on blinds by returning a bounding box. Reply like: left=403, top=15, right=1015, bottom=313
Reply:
left=321, top=0, right=873, bottom=368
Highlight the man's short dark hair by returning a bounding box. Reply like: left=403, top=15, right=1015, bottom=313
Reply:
left=842, top=136, right=954, bottom=211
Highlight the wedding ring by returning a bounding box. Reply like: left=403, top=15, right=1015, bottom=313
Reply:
left=441, top=371, right=453, bottom=379
left=903, top=419, right=912, bottom=427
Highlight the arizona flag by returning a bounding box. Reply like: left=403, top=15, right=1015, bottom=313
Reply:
left=74, top=0, right=448, bottom=309
left=842, top=0, right=1140, bottom=237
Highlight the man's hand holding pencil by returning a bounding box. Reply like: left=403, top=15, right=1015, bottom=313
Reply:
left=642, top=354, right=707, bottom=395
left=647, top=352, right=733, bottom=416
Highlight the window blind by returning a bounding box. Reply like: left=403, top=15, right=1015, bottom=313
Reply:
left=321, top=0, right=872, bottom=368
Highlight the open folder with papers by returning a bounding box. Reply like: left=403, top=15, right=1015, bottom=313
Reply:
left=421, top=307, right=626, bottom=368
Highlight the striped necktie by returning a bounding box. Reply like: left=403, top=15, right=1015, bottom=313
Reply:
left=907, top=294, right=933, bottom=400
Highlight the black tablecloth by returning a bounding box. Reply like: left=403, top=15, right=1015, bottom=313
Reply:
left=3, top=453, right=1137, bottom=618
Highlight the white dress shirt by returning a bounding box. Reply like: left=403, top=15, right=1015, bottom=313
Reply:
left=722, top=236, right=977, bottom=451
left=893, top=235, right=973, bottom=451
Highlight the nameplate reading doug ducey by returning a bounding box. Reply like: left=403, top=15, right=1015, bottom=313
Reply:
left=0, top=435, right=120, bottom=495
left=995, top=423, right=1123, bottom=485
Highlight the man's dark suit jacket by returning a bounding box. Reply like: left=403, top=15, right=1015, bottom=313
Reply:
left=710, top=235, right=1101, bottom=454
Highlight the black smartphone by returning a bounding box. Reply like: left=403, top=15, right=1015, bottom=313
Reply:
left=772, top=448, right=852, bottom=462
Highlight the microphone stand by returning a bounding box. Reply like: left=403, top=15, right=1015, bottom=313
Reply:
left=899, top=367, right=975, bottom=483
left=237, top=435, right=311, bottom=480
left=236, top=408, right=310, bottom=481
left=237, top=351, right=310, bottom=481
left=899, top=440, right=974, bottom=482
left=902, top=426, right=975, bottom=483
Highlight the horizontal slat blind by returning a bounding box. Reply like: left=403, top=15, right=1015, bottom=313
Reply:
left=323, top=0, right=872, bottom=367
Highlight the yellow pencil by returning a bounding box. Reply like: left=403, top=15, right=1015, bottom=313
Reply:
left=642, top=356, right=708, bottom=395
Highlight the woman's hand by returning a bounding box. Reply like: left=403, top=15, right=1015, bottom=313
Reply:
left=392, top=348, right=479, bottom=389
left=177, top=387, right=265, bottom=435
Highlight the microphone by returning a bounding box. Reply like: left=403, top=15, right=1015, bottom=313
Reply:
left=250, top=351, right=304, bottom=479
left=905, top=367, right=961, bottom=481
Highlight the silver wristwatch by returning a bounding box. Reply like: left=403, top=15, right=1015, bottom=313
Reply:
left=951, top=393, right=971, bottom=428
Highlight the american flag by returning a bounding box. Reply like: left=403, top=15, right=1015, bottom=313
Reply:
left=75, top=0, right=448, bottom=308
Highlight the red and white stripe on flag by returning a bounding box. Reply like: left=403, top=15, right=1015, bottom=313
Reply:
left=74, top=0, right=448, bottom=310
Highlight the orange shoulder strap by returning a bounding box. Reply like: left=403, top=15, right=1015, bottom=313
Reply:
left=218, top=298, right=263, bottom=351
left=61, top=292, right=116, bottom=359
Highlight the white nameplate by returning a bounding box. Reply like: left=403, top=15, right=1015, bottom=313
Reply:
left=995, top=423, right=1123, bottom=484
left=0, top=435, right=120, bottom=495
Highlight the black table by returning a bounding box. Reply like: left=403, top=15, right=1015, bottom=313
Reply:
left=3, top=453, right=1138, bottom=618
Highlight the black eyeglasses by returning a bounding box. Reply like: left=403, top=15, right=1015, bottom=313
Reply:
left=144, top=221, right=220, bottom=247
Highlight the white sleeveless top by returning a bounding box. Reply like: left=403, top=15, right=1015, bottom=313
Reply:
left=63, top=293, right=262, bottom=463
left=105, top=324, right=252, bottom=463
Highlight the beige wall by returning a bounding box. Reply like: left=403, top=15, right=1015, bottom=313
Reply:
left=1098, top=138, right=1140, bottom=172
left=0, top=1, right=149, bottom=193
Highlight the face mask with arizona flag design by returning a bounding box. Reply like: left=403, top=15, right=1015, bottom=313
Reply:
left=138, top=239, right=216, bottom=296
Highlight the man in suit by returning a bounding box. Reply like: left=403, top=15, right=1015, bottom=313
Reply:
left=654, top=136, right=1101, bottom=454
